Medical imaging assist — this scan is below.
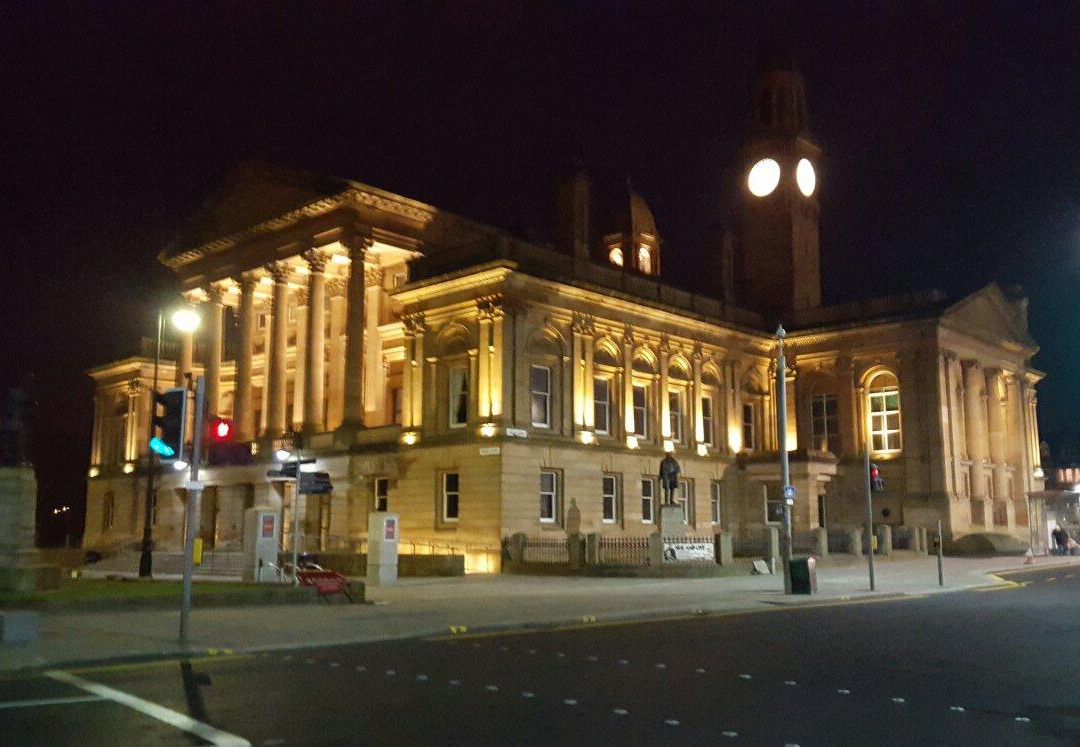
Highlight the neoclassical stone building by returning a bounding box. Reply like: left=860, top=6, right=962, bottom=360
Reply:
left=84, top=62, right=1045, bottom=570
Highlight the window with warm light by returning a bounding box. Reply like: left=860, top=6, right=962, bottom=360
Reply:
left=702, top=395, right=715, bottom=446
left=811, top=393, right=839, bottom=452
left=742, top=402, right=756, bottom=451
left=609, top=246, right=624, bottom=267
left=868, top=375, right=902, bottom=453
left=448, top=366, right=469, bottom=428
left=710, top=481, right=722, bottom=525
left=637, top=245, right=652, bottom=274
left=593, top=377, right=610, bottom=435
left=748, top=158, right=780, bottom=197
left=678, top=479, right=694, bottom=524
left=668, top=391, right=684, bottom=443
left=633, top=385, right=649, bottom=438
left=374, top=477, right=389, bottom=512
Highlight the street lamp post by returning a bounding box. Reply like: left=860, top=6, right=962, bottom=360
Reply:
left=776, top=325, right=793, bottom=595
left=138, top=306, right=201, bottom=578
left=138, top=311, right=164, bottom=578
left=179, top=375, right=206, bottom=646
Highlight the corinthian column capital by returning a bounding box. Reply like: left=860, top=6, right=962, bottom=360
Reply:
left=303, top=248, right=329, bottom=274
left=265, top=261, right=290, bottom=284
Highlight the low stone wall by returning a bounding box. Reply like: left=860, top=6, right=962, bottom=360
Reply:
left=295, top=551, right=465, bottom=577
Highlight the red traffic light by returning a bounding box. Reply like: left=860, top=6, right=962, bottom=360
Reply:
left=208, top=417, right=234, bottom=442
left=870, top=466, right=880, bottom=479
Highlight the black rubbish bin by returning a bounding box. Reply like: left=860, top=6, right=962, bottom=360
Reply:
left=789, top=556, right=817, bottom=594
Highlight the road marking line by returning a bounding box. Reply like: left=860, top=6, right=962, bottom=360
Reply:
left=738, top=673, right=752, bottom=680
left=486, top=685, right=499, bottom=692
left=618, top=659, right=629, bottom=665
left=1045, top=578, right=1057, bottom=583
left=1015, top=716, right=1031, bottom=723
left=891, top=697, right=906, bottom=704
left=46, top=670, right=250, bottom=746
left=564, top=698, right=578, bottom=706
left=613, top=708, right=628, bottom=716
left=950, top=706, right=965, bottom=712
left=588, top=656, right=599, bottom=662
left=722, top=731, right=738, bottom=738
left=416, top=674, right=429, bottom=681
left=664, top=719, right=680, bottom=726
left=356, top=666, right=366, bottom=672
left=385, top=670, right=396, bottom=676
left=522, top=691, right=535, bottom=698
left=0, top=695, right=105, bottom=709
left=655, top=663, right=667, bottom=669
left=784, top=680, right=797, bottom=686
left=449, top=680, right=461, bottom=687
left=329, top=662, right=340, bottom=667
left=527, top=649, right=536, bottom=654
left=556, top=652, right=566, bottom=658
left=837, top=689, right=851, bottom=695
left=696, top=668, right=707, bottom=674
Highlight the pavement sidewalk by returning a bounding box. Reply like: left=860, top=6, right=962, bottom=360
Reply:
left=2, top=554, right=1076, bottom=675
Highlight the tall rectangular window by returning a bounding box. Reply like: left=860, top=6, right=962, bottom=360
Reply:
left=530, top=365, right=551, bottom=427
left=668, top=391, right=684, bottom=442
left=868, top=386, right=902, bottom=452
left=640, top=478, right=655, bottom=523
left=540, top=470, right=558, bottom=523
left=442, top=472, right=460, bottom=522
left=594, top=378, right=611, bottom=434
left=679, top=479, right=694, bottom=525
left=448, top=367, right=469, bottom=428
left=633, top=385, right=649, bottom=438
left=811, top=393, right=839, bottom=452
left=102, top=492, right=115, bottom=532
left=742, top=402, right=755, bottom=450
left=374, top=477, right=389, bottom=512
left=602, top=474, right=618, bottom=523
left=702, top=396, right=714, bottom=446
left=710, top=481, right=722, bottom=525
left=390, top=387, right=403, bottom=425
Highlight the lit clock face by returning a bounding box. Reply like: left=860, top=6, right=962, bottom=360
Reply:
left=796, top=158, right=816, bottom=197
left=747, top=158, right=780, bottom=197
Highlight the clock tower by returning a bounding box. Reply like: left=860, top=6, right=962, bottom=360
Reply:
left=737, top=58, right=822, bottom=317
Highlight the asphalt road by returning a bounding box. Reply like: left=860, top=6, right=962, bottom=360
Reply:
left=3, top=565, right=1079, bottom=745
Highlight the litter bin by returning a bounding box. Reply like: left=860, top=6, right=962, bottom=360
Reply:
left=789, top=556, right=817, bottom=594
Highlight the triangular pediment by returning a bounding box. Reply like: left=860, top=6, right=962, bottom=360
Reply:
left=164, top=162, right=352, bottom=259
left=941, top=283, right=1032, bottom=348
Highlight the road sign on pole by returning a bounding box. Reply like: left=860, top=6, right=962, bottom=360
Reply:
left=298, top=471, right=333, bottom=494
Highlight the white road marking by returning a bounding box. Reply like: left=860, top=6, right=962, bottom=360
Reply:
left=618, top=659, right=629, bottom=665
left=738, top=673, right=752, bottom=680
left=613, top=708, right=628, bottom=716
left=46, top=670, right=250, bottom=746
left=385, top=670, right=396, bottom=676
left=416, top=675, right=429, bottom=681
left=449, top=680, right=461, bottom=687
left=522, top=691, right=535, bottom=698
left=564, top=699, right=578, bottom=706
left=1015, top=716, right=1031, bottom=723
left=499, top=646, right=508, bottom=652
left=329, top=662, right=339, bottom=668
left=0, top=695, right=104, bottom=709
left=556, top=652, right=566, bottom=658
left=891, top=697, right=905, bottom=704
left=356, top=666, right=366, bottom=672
left=527, top=649, right=536, bottom=654
left=664, top=719, right=680, bottom=726
left=949, top=706, right=966, bottom=713
left=837, top=689, right=851, bottom=695
left=486, top=685, right=499, bottom=692
left=655, top=663, right=667, bottom=669
left=696, top=668, right=706, bottom=674
left=784, top=680, right=797, bottom=686
left=722, top=731, right=738, bottom=738
left=588, top=656, right=599, bottom=662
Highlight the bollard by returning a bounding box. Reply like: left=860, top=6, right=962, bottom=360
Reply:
left=849, top=528, right=863, bottom=558
left=814, top=527, right=829, bottom=558
left=568, top=533, right=584, bottom=569
left=878, top=525, right=893, bottom=557
left=585, top=533, right=600, bottom=566
left=716, top=531, right=734, bottom=565
left=648, top=533, right=663, bottom=567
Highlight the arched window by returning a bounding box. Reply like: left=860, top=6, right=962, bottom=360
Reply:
left=637, top=245, right=652, bottom=275
left=609, top=246, right=624, bottom=267
left=867, top=371, right=902, bottom=453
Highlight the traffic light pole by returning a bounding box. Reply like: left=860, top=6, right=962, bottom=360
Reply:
left=138, top=310, right=164, bottom=578
left=776, top=326, right=793, bottom=595
left=179, top=375, right=205, bottom=647
left=864, top=450, right=876, bottom=591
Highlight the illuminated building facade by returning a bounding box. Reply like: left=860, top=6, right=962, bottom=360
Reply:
left=85, top=61, right=1045, bottom=569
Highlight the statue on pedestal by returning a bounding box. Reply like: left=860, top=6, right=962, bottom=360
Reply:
left=658, top=453, right=681, bottom=506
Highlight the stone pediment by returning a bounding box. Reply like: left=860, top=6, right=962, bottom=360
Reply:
left=163, top=162, right=352, bottom=261
left=940, top=283, right=1033, bottom=349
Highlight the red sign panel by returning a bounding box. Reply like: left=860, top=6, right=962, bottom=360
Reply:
left=261, top=513, right=275, bottom=539
left=385, top=518, right=396, bottom=541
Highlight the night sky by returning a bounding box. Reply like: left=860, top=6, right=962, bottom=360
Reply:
left=2, top=3, right=1079, bottom=545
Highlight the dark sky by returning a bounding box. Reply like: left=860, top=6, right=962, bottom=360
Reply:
left=2, top=2, right=1079, bottom=544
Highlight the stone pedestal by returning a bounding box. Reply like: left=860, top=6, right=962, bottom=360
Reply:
left=658, top=504, right=686, bottom=537
left=0, top=466, right=58, bottom=593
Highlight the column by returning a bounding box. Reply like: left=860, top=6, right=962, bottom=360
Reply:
left=491, top=304, right=505, bottom=419
left=940, top=352, right=958, bottom=494
left=961, top=360, right=990, bottom=527
left=259, top=300, right=272, bottom=433
left=342, top=233, right=372, bottom=427
left=692, top=352, right=704, bottom=444
left=363, top=267, right=384, bottom=422
left=266, top=262, right=290, bottom=437
left=204, top=286, right=224, bottom=416
left=124, top=381, right=138, bottom=462
left=303, top=249, right=328, bottom=433
left=985, top=368, right=1009, bottom=509
left=582, top=325, right=594, bottom=429
left=402, top=315, right=420, bottom=429
left=326, top=280, right=346, bottom=429
left=571, top=315, right=585, bottom=429
left=659, top=337, right=671, bottom=440
left=478, top=303, right=493, bottom=419
left=292, top=290, right=307, bottom=428
left=621, top=328, right=635, bottom=437
left=1005, top=375, right=1029, bottom=523
left=234, top=274, right=256, bottom=441
left=90, top=394, right=103, bottom=466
